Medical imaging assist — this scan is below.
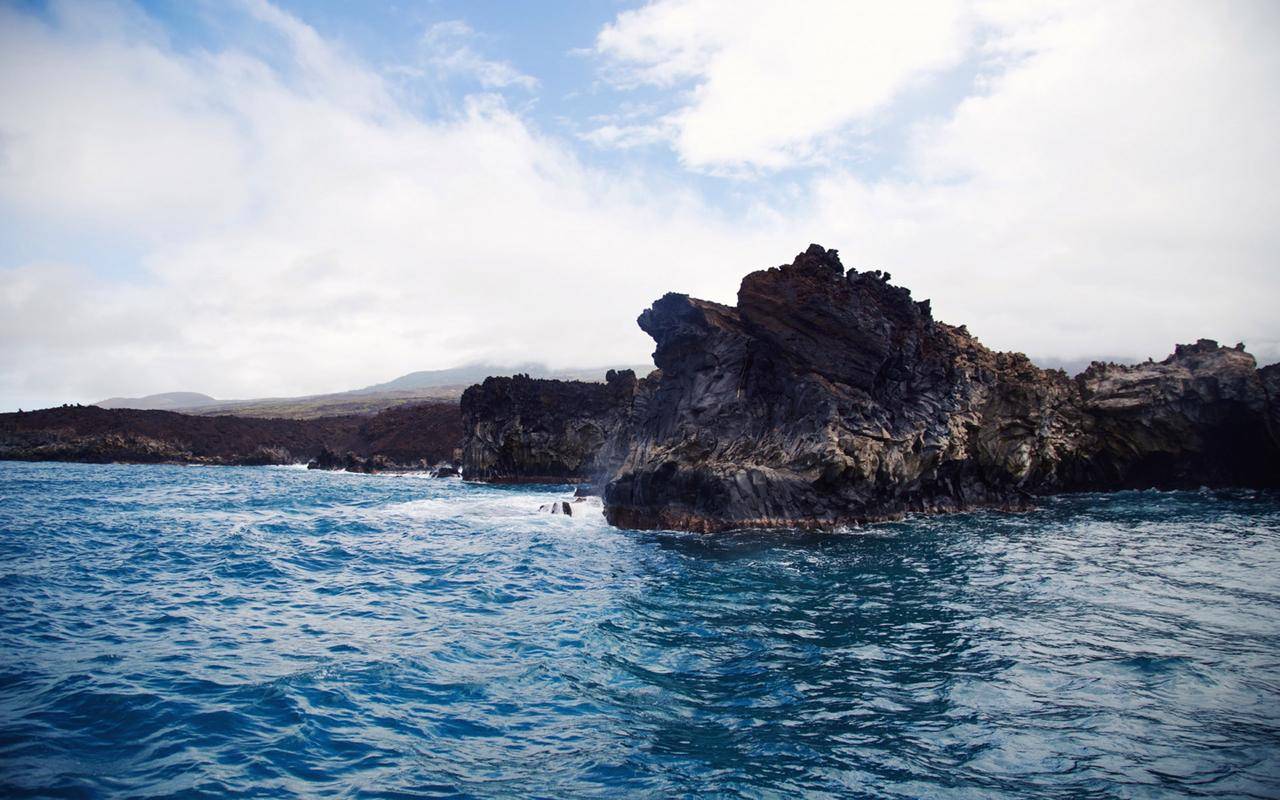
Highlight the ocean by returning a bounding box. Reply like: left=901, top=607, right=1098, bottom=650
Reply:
left=1, top=461, right=1277, bottom=798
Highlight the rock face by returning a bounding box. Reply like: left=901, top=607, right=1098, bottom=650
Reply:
left=600, top=246, right=1280, bottom=530
left=305, top=448, right=396, bottom=473
left=460, top=370, right=642, bottom=483
left=0, top=401, right=463, bottom=470
left=1061, top=341, right=1279, bottom=490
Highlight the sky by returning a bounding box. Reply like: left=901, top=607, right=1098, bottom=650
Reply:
left=1, top=0, right=1278, bottom=410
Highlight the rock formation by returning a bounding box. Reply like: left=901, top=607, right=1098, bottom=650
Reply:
left=460, top=370, right=642, bottom=484
left=538, top=501, right=573, bottom=516
left=1059, top=341, right=1278, bottom=490
left=463, top=244, right=1280, bottom=531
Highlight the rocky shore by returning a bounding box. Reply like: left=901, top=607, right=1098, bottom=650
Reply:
left=0, top=402, right=462, bottom=470
left=462, top=245, right=1280, bottom=531
left=8, top=244, right=1276, bottom=532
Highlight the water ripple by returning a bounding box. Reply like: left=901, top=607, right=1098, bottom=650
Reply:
left=1, top=462, right=1278, bottom=798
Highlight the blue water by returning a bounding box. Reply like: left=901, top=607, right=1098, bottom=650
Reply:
left=1, top=462, right=1278, bottom=799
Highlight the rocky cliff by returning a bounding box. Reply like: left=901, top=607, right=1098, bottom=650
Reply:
left=0, top=402, right=462, bottom=469
left=603, top=246, right=1279, bottom=530
left=460, top=370, right=642, bottom=484
left=462, top=244, right=1280, bottom=531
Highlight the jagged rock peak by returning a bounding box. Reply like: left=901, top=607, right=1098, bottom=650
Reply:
left=1168, top=338, right=1252, bottom=365
left=737, top=244, right=930, bottom=332
left=784, top=243, right=845, bottom=278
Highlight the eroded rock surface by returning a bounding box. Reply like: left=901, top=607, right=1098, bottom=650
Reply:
left=460, top=370, right=642, bottom=483
left=601, top=246, right=1279, bottom=530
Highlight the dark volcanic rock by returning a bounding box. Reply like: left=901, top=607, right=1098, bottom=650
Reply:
left=307, top=446, right=346, bottom=470
left=354, top=402, right=463, bottom=467
left=460, top=370, right=642, bottom=484
left=1, top=401, right=462, bottom=471
left=598, top=245, right=1280, bottom=531
left=1062, top=342, right=1280, bottom=489
left=450, top=245, right=1280, bottom=530
left=307, top=450, right=398, bottom=474
left=1262, top=362, right=1280, bottom=447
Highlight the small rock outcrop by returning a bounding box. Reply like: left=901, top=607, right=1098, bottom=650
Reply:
left=538, top=501, right=573, bottom=516
left=460, top=370, right=642, bottom=484
left=306, top=448, right=396, bottom=473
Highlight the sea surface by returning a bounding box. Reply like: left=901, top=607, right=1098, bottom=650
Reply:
left=0, top=461, right=1278, bottom=799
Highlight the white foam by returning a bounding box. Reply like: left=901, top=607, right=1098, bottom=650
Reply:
left=380, top=491, right=608, bottom=530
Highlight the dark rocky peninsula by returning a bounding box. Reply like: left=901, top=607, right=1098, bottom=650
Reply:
left=0, top=402, right=462, bottom=470
left=463, top=245, right=1280, bottom=531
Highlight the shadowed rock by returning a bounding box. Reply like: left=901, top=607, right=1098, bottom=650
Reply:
left=462, top=244, right=1279, bottom=531
left=602, top=246, right=1280, bottom=530
left=460, top=370, right=644, bottom=484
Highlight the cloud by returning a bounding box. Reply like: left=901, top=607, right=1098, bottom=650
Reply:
left=590, top=0, right=1280, bottom=364
left=801, top=0, right=1280, bottom=363
left=420, top=20, right=538, bottom=91
left=0, top=6, right=249, bottom=234
left=0, top=1, right=786, bottom=409
left=0, top=0, right=1277, bottom=410
left=578, top=121, right=673, bottom=150
left=594, top=0, right=971, bottom=171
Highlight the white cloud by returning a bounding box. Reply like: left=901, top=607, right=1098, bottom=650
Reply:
left=0, top=7, right=250, bottom=234
left=420, top=20, right=538, bottom=91
left=0, top=1, right=784, bottom=409
left=594, top=0, right=971, bottom=171
left=579, top=121, right=673, bottom=150
left=804, top=0, right=1280, bottom=362
left=589, top=0, right=1280, bottom=365
left=0, top=0, right=1277, bottom=410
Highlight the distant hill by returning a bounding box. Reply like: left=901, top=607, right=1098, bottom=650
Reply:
left=92, top=363, right=654, bottom=420
left=360, top=363, right=653, bottom=393
left=95, top=392, right=219, bottom=411
left=187, top=388, right=464, bottom=419
left=359, top=363, right=544, bottom=393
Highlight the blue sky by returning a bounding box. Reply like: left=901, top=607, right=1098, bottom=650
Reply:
left=1, top=0, right=1278, bottom=409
